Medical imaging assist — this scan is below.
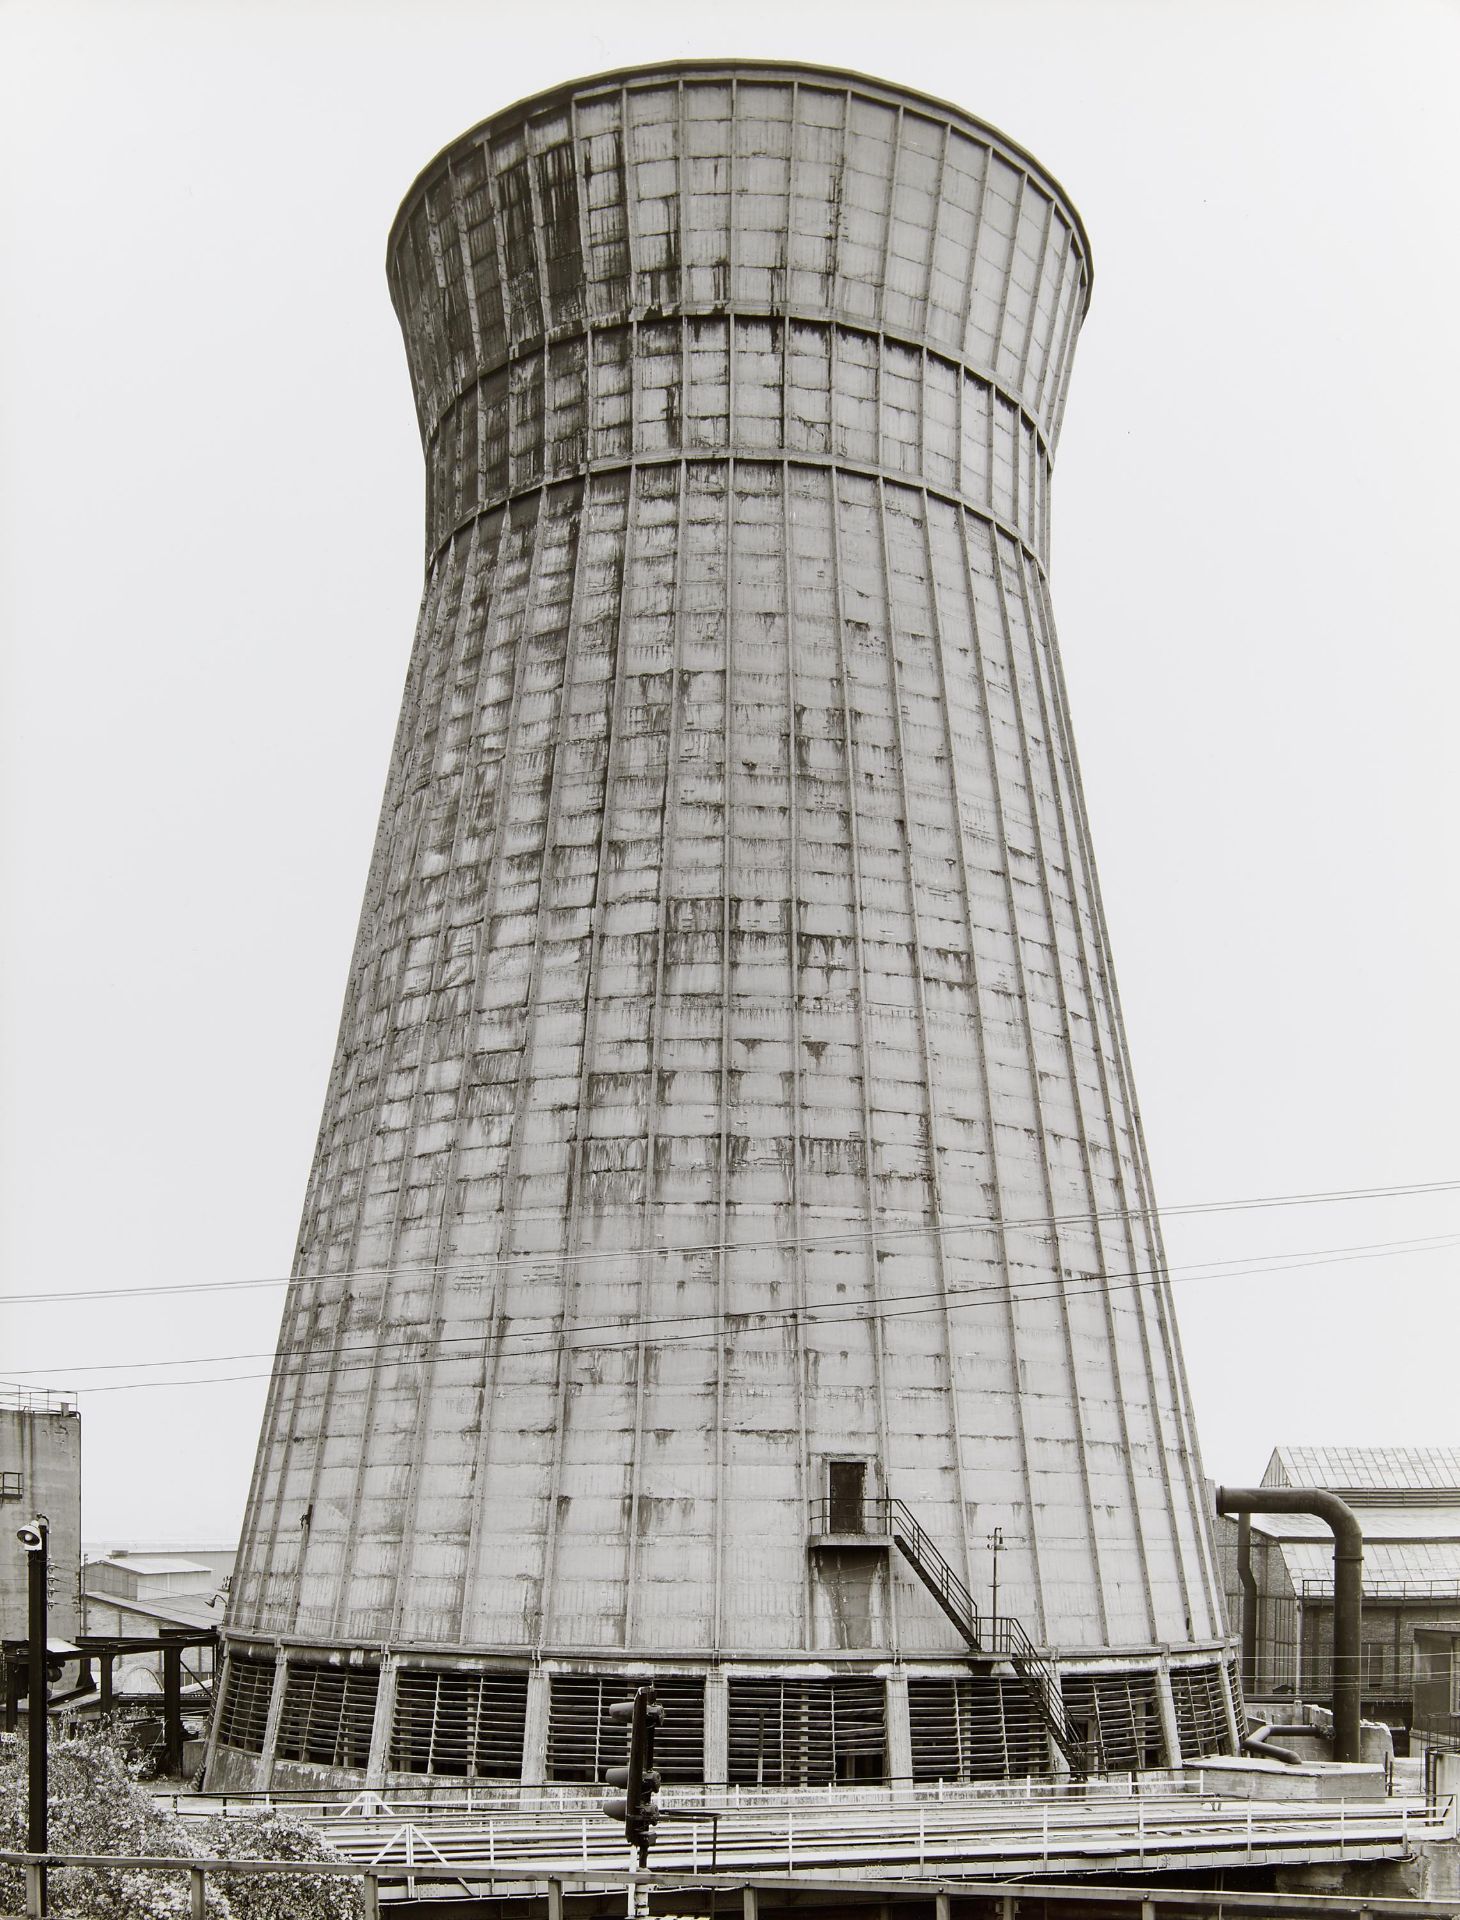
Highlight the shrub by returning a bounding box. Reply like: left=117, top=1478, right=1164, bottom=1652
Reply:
left=0, top=1726, right=362, bottom=1918
left=199, top=1811, right=362, bottom=1920
left=0, top=1724, right=224, bottom=1916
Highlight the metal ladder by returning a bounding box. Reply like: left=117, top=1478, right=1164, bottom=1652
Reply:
left=872, top=1496, right=1090, bottom=1780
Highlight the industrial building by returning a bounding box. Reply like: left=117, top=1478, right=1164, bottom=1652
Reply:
left=80, top=1551, right=229, bottom=1697
left=211, top=62, right=1237, bottom=1795
left=1216, top=1446, right=1460, bottom=1749
left=0, top=1385, right=80, bottom=1644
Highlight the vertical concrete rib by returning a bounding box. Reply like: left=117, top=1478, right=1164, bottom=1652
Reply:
left=825, top=470, right=895, bottom=1559
left=622, top=462, right=689, bottom=1645
left=385, top=514, right=504, bottom=1639
left=538, top=469, right=638, bottom=1646
left=451, top=502, right=572, bottom=1640
left=983, top=527, right=1109, bottom=1639
left=917, top=494, right=1005, bottom=1605
left=945, top=506, right=1052, bottom=1635
left=327, top=518, right=518, bottom=1637
left=781, top=467, right=815, bottom=1639
left=711, top=460, right=733, bottom=1654
left=993, top=536, right=1155, bottom=1640
left=874, top=475, right=975, bottom=1606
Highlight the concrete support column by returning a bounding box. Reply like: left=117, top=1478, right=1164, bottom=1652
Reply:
left=1218, top=1653, right=1243, bottom=1756
left=1154, top=1655, right=1182, bottom=1769
left=365, top=1654, right=399, bottom=1789
left=522, top=1665, right=551, bottom=1788
left=884, top=1668, right=912, bottom=1792
left=201, top=1648, right=232, bottom=1785
left=1046, top=1667, right=1070, bottom=1778
left=260, top=1645, right=291, bottom=1791
left=704, top=1669, right=729, bottom=1787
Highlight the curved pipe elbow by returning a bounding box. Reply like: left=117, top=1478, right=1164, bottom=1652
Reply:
left=1216, top=1484, right=1363, bottom=1554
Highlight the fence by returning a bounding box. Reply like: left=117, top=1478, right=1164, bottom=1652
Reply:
left=6, top=1851, right=1460, bottom=1920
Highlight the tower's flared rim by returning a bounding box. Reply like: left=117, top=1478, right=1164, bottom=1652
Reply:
left=386, top=57, right=1093, bottom=310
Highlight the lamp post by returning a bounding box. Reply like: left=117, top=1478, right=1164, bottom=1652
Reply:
left=18, top=1515, right=48, bottom=1915
left=989, top=1526, right=1004, bottom=1629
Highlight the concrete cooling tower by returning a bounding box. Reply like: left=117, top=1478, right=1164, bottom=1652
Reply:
left=209, top=61, right=1237, bottom=1795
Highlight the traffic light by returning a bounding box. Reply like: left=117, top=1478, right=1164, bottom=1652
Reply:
left=604, top=1685, right=664, bottom=1864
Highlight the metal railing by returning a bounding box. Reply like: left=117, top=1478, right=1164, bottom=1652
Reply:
left=8, top=1851, right=1460, bottom=1920
left=1298, top=1575, right=1460, bottom=1600
left=832, top=1494, right=1089, bottom=1780
left=0, top=1383, right=77, bottom=1414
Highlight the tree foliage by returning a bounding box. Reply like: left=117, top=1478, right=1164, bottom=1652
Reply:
left=0, top=1726, right=361, bottom=1918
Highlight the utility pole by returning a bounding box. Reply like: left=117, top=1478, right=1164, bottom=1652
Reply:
left=989, top=1525, right=1004, bottom=1626
left=18, top=1514, right=48, bottom=1916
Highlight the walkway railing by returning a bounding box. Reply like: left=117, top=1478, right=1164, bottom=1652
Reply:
left=829, top=1494, right=1090, bottom=1780
left=4, top=1794, right=1453, bottom=1916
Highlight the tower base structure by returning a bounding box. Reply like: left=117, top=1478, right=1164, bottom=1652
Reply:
left=207, top=1641, right=1241, bottom=1796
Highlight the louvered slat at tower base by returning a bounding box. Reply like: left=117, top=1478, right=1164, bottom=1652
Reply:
left=211, top=61, right=1237, bottom=1797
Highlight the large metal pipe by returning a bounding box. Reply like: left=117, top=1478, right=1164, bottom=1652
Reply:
left=1217, top=1486, right=1363, bottom=1763
left=1236, top=1511, right=1258, bottom=1694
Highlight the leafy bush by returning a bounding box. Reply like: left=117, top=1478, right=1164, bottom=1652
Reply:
left=0, top=1726, right=362, bottom=1918
left=198, top=1810, right=362, bottom=1920
left=0, top=1724, right=221, bottom=1916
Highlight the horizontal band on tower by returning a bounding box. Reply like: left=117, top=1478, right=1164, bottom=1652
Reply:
left=428, top=454, right=1051, bottom=582
left=422, top=311, right=1053, bottom=563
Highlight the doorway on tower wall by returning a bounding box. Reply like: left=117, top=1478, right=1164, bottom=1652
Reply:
left=828, top=1459, right=868, bottom=1535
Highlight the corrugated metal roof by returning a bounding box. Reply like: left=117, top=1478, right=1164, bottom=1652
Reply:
left=1277, top=1539, right=1460, bottom=1595
left=85, top=1591, right=221, bottom=1630
left=91, top=1554, right=209, bottom=1574
left=1249, top=1507, right=1460, bottom=1543
left=1266, top=1446, right=1460, bottom=1493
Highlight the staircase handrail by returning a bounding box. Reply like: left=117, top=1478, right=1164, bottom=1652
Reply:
left=873, top=1497, right=982, bottom=1646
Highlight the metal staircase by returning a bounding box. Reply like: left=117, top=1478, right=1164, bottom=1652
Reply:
left=867, top=1496, right=1090, bottom=1780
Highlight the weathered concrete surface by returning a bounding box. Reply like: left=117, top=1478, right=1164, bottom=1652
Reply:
left=221, top=65, right=1229, bottom=1783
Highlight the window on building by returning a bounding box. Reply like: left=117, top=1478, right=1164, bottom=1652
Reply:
left=546, top=1674, right=706, bottom=1784
left=390, top=1668, right=528, bottom=1779
left=274, top=1663, right=379, bottom=1770
left=1363, top=1641, right=1389, bottom=1691
left=828, top=1460, right=867, bottom=1534
left=0, top=1472, right=21, bottom=1500
left=1060, top=1670, right=1167, bottom=1770
left=1449, top=1653, right=1460, bottom=1720
left=727, top=1675, right=885, bottom=1785
left=1168, top=1663, right=1232, bottom=1758
left=214, top=1653, right=276, bottom=1754
left=909, top=1675, right=1050, bottom=1782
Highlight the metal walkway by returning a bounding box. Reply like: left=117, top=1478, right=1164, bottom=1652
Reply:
left=301, top=1789, right=1452, bottom=1884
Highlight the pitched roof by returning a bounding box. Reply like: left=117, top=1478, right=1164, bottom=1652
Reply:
left=83, top=1591, right=221, bottom=1630
left=87, top=1554, right=210, bottom=1575
left=1249, top=1506, right=1460, bottom=1544
left=1275, top=1538, right=1460, bottom=1598
left=1265, top=1446, right=1460, bottom=1497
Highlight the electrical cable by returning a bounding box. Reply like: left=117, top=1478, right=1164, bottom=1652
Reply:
left=1, top=1176, right=1454, bottom=1308
left=4, top=1228, right=1455, bottom=1383
left=27, top=1228, right=1458, bottom=1398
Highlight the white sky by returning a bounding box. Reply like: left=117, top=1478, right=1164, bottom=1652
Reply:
left=1, top=0, right=1456, bottom=1549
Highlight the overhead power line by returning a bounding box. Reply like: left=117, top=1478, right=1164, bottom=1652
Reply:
left=22, top=1228, right=1458, bottom=1399
left=0, top=1175, right=1454, bottom=1309
left=5, top=1228, right=1455, bottom=1383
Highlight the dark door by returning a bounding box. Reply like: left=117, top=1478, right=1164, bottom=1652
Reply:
left=828, top=1460, right=866, bottom=1533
